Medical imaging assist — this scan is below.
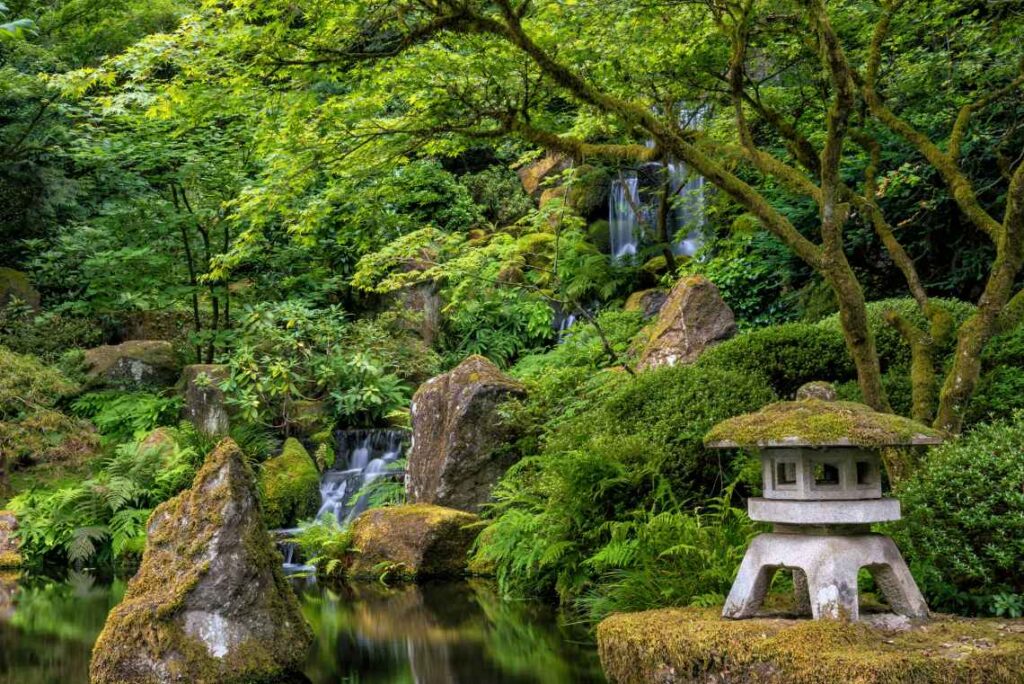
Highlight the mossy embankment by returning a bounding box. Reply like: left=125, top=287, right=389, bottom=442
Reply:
left=598, top=607, right=1024, bottom=683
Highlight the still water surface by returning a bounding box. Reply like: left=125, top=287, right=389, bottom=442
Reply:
left=0, top=572, right=606, bottom=684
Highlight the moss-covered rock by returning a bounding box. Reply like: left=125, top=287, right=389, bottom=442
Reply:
left=89, top=439, right=312, bottom=684
left=517, top=154, right=570, bottom=199
left=0, top=511, right=21, bottom=568
left=258, top=438, right=320, bottom=529
left=624, top=289, right=669, bottom=318
left=598, top=607, right=1024, bottom=683
left=288, top=399, right=328, bottom=438
left=180, top=365, right=230, bottom=437
left=83, top=340, right=179, bottom=389
left=637, top=275, right=737, bottom=371
left=346, top=504, right=480, bottom=581
left=408, top=355, right=527, bottom=512
left=0, top=268, right=40, bottom=311
left=705, top=399, right=944, bottom=448
left=588, top=219, right=612, bottom=253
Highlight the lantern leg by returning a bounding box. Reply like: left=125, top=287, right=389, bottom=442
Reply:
left=722, top=534, right=777, bottom=619
left=864, top=538, right=929, bottom=619
left=792, top=568, right=812, bottom=617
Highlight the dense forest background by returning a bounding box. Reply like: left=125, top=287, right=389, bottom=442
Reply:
left=1, top=0, right=1023, bottom=622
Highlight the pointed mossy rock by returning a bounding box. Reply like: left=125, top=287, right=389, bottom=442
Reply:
left=89, top=439, right=312, bottom=684
left=0, top=511, right=22, bottom=569
left=598, top=607, right=1024, bottom=683
left=346, top=504, right=480, bottom=581
left=258, top=438, right=320, bottom=529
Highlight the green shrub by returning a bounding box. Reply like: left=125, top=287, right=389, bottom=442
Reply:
left=474, top=364, right=775, bottom=615
left=0, top=345, right=80, bottom=419
left=0, top=306, right=104, bottom=362
left=817, top=297, right=975, bottom=371
left=8, top=427, right=202, bottom=569
left=258, top=438, right=320, bottom=529
left=965, top=324, right=1024, bottom=425
left=70, top=391, right=182, bottom=443
left=891, top=414, right=1024, bottom=616
left=696, top=323, right=852, bottom=397
left=512, top=309, right=645, bottom=381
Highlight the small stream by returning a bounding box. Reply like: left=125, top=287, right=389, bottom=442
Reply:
left=0, top=573, right=605, bottom=683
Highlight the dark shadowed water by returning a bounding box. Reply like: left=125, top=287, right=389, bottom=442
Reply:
left=0, top=572, right=605, bottom=684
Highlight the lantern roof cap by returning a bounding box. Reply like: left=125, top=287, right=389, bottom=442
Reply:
left=704, top=399, right=945, bottom=449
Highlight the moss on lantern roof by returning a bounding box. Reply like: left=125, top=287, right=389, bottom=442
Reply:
left=704, top=399, right=944, bottom=448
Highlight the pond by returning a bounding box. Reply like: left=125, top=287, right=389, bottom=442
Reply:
left=0, top=571, right=606, bottom=684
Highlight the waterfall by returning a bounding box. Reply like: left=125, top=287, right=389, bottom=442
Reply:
left=609, top=173, right=642, bottom=263
left=279, top=429, right=408, bottom=573
left=323, top=429, right=407, bottom=524
left=667, top=161, right=706, bottom=257
left=555, top=311, right=578, bottom=339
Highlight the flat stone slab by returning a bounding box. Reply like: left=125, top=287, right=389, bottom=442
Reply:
left=598, top=607, right=1024, bottom=683
left=748, top=498, right=901, bottom=525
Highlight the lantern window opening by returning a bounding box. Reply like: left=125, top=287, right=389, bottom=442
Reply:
left=812, top=461, right=841, bottom=487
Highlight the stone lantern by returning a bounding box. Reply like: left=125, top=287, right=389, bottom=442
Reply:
left=704, top=394, right=943, bottom=621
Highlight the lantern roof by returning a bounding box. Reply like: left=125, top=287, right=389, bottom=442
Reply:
left=704, top=399, right=945, bottom=449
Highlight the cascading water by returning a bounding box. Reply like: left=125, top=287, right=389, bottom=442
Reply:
left=667, top=161, right=706, bottom=257
left=279, top=429, right=408, bottom=573
left=609, top=173, right=642, bottom=263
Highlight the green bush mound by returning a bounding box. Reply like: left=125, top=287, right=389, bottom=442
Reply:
left=817, top=297, right=975, bottom=371
left=258, top=438, right=321, bottom=529
left=892, top=414, right=1024, bottom=617
left=474, top=364, right=775, bottom=619
left=0, top=345, right=80, bottom=418
left=966, top=324, right=1024, bottom=425
left=696, top=323, right=853, bottom=397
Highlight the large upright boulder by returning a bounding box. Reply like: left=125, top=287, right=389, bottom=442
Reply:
left=258, top=438, right=321, bottom=530
left=90, top=439, right=312, bottom=684
left=636, top=275, right=737, bottom=371
left=181, top=365, right=230, bottom=437
left=84, top=340, right=179, bottom=389
left=0, top=267, right=40, bottom=311
left=517, top=154, right=570, bottom=199
left=408, top=355, right=526, bottom=512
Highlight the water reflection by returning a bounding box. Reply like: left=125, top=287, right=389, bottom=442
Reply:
left=296, top=578, right=605, bottom=683
left=0, top=572, right=604, bottom=684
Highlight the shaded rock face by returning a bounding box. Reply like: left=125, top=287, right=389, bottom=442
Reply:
left=624, top=289, right=669, bottom=319
left=637, top=275, right=737, bottom=371
left=84, top=340, right=179, bottom=389
left=0, top=511, right=21, bottom=568
left=408, top=355, right=527, bottom=512
left=0, top=268, right=40, bottom=311
left=399, top=282, right=442, bottom=348
left=89, top=439, right=312, bottom=684
left=181, top=365, right=230, bottom=437
left=517, top=154, right=570, bottom=199
left=347, top=504, right=479, bottom=581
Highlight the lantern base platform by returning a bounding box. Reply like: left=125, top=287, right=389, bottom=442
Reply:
left=723, top=532, right=928, bottom=621
left=748, top=497, right=901, bottom=525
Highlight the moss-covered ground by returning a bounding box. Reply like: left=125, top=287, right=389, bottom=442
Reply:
left=598, top=607, right=1024, bottom=684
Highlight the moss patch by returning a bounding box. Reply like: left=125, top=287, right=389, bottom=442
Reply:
left=598, top=607, right=1024, bottom=684
left=347, top=504, right=480, bottom=581
left=705, top=400, right=944, bottom=448
left=258, top=438, right=320, bottom=529
left=0, top=267, right=40, bottom=310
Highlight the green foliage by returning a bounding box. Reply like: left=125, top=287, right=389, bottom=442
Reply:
left=697, top=323, right=853, bottom=398
left=461, top=166, right=535, bottom=227
left=0, top=305, right=103, bottom=362
left=892, top=414, right=1024, bottom=616
left=221, top=301, right=411, bottom=428
left=474, top=364, right=774, bottom=614
left=965, top=324, right=1024, bottom=425
left=290, top=517, right=354, bottom=579
left=8, top=427, right=202, bottom=568
left=512, top=310, right=646, bottom=381
left=0, top=345, right=79, bottom=418
left=817, top=298, right=975, bottom=371
left=70, top=391, right=181, bottom=443
left=351, top=458, right=408, bottom=511
left=258, top=438, right=320, bottom=529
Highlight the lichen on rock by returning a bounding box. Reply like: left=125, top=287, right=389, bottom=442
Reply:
left=0, top=511, right=21, bottom=568
left=598, top=607, right=1024, bottom=683
left=89, top=438, right=312, bottom=684
left=705, top=399, right=945, bottom=449
left=180, top=365, right=230, bottom=437
left=346, top=504, right=480, bottom=581
left=258, top=438, right=320, bottom=529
